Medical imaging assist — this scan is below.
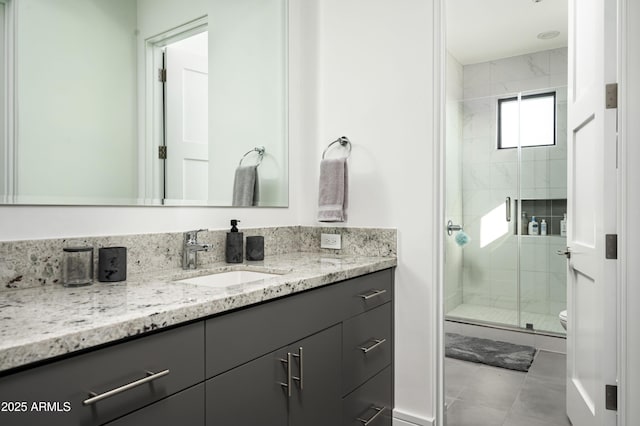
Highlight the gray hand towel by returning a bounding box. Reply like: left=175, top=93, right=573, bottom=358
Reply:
left=232, top=165, right=260, bottom=206
left=317, top=158, right=348, bottom=222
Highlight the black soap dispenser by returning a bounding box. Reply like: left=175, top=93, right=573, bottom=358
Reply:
left=226, top=220, right=244, bottom=263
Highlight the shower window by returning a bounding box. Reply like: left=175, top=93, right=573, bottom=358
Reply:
left=498, top=92, right=556, bottom=149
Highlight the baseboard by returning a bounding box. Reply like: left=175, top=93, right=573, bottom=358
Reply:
left=393, top=409, right=435, bottom=426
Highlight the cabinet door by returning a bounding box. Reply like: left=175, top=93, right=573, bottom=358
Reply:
left=205, top=348, right=288, bottom=426
left=106, top=384, right=204, bottom=426
left=289, top=325, right=342, bottom=426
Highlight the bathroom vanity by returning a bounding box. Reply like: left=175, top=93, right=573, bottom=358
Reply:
left=0, top=253, right=395, bottom=426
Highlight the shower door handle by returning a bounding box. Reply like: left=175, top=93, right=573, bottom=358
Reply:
left=505, top=197, right=511, bottom=222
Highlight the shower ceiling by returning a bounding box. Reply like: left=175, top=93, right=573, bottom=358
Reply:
left=447, top=0, right=568, bottom=65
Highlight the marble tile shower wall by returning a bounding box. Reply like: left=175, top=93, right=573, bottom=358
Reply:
left=0, top=226, right=396, bottom=292
left=461, top=48, right=568, bottom=320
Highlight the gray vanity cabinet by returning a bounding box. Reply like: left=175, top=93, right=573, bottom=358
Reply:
left=205, top=325, right=341, bottom=426
left=0, top=268, right=394, bottom=426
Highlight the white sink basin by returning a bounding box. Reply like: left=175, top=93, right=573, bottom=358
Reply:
left=175, top=270, right=280, bottom=288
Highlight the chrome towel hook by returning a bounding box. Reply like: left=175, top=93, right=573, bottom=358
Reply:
left=239, top=146, right=266, bottom=166
left=447, top=220, right=463, bottom=236
left=322, top=136, right=352, bottom=159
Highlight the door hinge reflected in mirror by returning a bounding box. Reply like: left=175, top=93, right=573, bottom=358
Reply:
left=158, top=68, right=167, bottom=83
left=606, top=83, right=618, bottom=109
left=158, top=146, right=167, bottom=160
left=606, top=384, right=618, bottom=411
left=606, top=234, right=618, bottom=259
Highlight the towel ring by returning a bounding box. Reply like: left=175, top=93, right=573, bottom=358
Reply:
left=239, top=146, right=265, bottom=166
left=322, top=136, right=352, bottom=159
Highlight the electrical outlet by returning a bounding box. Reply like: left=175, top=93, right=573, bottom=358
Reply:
left=320, top=233, right=341, bottom=250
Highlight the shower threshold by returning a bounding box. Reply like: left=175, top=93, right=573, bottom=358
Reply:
left=446, top=315, right=566, bottom=339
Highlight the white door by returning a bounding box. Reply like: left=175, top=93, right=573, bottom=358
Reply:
left=164, top=38, right=208, bottom=202
left=566, top=0, right=617, bottom=424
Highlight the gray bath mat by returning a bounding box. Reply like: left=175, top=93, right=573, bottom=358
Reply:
left=445, top=333, right=536, bottom=372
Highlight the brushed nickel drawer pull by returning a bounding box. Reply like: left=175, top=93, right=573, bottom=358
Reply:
left=291, top=347, right=304, bottom=391
left=278, top=353, right=292, bottom=397
left=359, top=338, right=387, bottom=353
left=357, top=406, right=385, bottom=425
left=83, top=369, right=170, bottom=406
left=359, top=289, right=387, bottom=300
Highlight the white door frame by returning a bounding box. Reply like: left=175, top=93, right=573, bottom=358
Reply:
left=434, top=1, right=628, bottom=425
left=433, top=0, right=445, bottom=425
left=141, top=16, right=207, bottom=205
left=1, top=0, right=15, bottom=204
left=617, top=0, right=638, bottom=424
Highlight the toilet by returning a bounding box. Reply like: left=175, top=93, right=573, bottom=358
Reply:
left=559, top=310, right=568, bottom=330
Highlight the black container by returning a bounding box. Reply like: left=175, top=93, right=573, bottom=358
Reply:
left=226, top=219, right=243, bottom=263
left=98, top=247, right=127, bottom=282
left=246, top=236, right=264, bottom=261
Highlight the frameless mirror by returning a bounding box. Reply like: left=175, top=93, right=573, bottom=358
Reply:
left=0, top=0, right=288, bottom=207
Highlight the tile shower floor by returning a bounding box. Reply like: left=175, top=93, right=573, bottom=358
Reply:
left=445, top=351, right=571, bottom=426
left=447, top=303, right=566, bottom=335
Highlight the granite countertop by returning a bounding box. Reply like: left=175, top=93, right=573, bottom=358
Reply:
left=0, top=252, right=396, bottom=373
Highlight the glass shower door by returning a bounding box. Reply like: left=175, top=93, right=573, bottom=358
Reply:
left=444, top=89, right=520, bottom=328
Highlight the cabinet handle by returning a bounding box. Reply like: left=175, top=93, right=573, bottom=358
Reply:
left=359, top=338, right=387, bottom=354
left=357, top=406, right=386, bottom=425
left=359, top=289, right=387, bottom=300
left=505, top=197, right=511, bottom=222
left=278, top=353, right=292, bottom=398
left=82, top=369, right=170, bottom=406
left=291, top=346, right=304, bottom=391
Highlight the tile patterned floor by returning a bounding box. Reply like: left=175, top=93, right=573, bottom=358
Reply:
left=446, top=303, right=566, bottom=335
left=445, top=351, right=572, bottom=426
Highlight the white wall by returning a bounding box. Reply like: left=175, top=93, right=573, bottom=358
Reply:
left=298, top=1, right=437, bottom=423
left=16, top=0, right=138, bottom=203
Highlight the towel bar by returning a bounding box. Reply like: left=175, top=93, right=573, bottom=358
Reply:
left=239, top=146, right=265, bottom=166
left=322, top=136, right=352, bottom=159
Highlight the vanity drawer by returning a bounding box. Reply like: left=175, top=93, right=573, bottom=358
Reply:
left=342, top=303, right=392, bottom=395
left=342, top=366, right=392, bottom=426
left=341, top=269, right=393, bottom=319
left=0, top=322, right=204, bottom=426
left=205, top=281, right=344, bottom=378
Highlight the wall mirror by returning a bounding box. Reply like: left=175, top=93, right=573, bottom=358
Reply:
left=0, top=0, right=288, bottom=207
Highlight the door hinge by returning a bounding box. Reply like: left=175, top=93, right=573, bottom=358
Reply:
left=606, top=83, right=618, bottom=109
left=606, top=384, right=618, bottom=411
left=158, top=146, right=167, bottom=160
left=605, top=234, right=618, bottom=259
left=158, top=68, right=167, bottom=83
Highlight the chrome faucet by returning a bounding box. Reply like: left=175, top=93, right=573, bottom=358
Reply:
left=182, top=229, right=211, bottom=270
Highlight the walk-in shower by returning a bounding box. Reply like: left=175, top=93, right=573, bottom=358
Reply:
left=444, top=48, right=568, bottom=336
